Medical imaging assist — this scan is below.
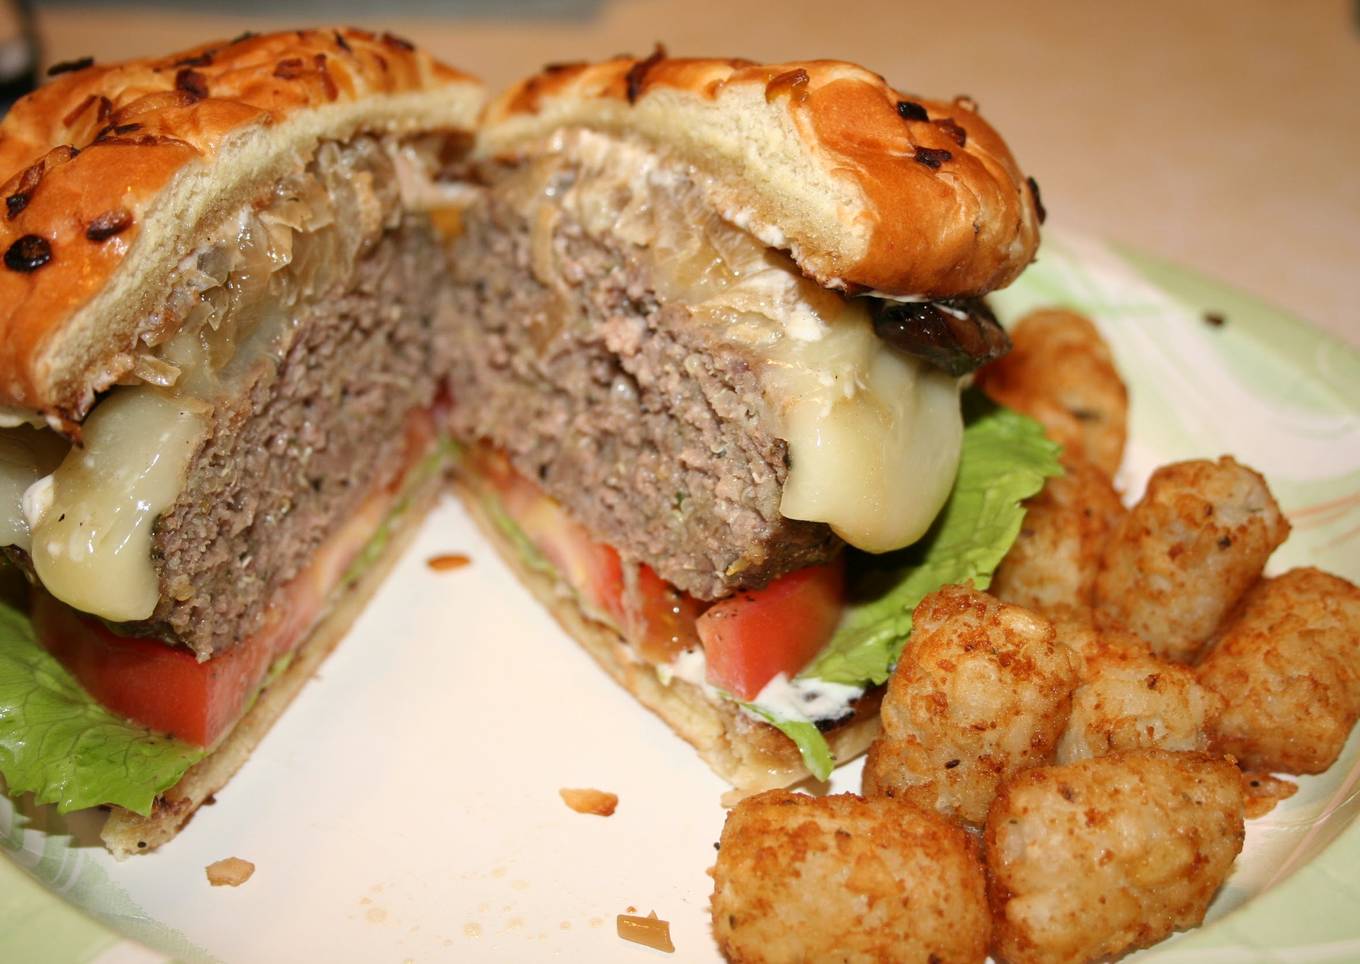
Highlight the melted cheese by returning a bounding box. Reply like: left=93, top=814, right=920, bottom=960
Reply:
left=0, top=427, right=68, bottom=552
left=528, top=129, right=963, bottom=552
left=29, top=389, right=208, bottom=621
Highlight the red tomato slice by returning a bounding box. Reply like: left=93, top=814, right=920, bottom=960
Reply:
left=625, top=563, right=703, bottom=665
left=697, top=559, right=845, bottom=700
left=32, top=591, right=287, bottom=746
left=476, top=450, right=628, bottom=628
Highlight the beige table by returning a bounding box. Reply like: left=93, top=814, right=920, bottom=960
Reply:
left=34, top=0, right=1360, bottom=348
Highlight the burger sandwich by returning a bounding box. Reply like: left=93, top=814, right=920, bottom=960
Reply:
left=0, top=28, right=482, bottom=855
left=442, top=52, right=1059, bottom=792
left=0, top=39, right=1060, bottom=854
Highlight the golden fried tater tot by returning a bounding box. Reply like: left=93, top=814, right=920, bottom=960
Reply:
left=862, top=586, right=1077, bottom=826
left=1197, top=567, right=1360, bottom=773
left=1093, top=457, right=1289, bottom=662
left=1057, top=647, right=1224, bottom=763
left=991, top=459, right=1127, bottom=614
left=711, top=790, right=989, bottom=964
left=985, top=749, right=1244, bottom=964
left=976, top=309, right=1128, bottom=478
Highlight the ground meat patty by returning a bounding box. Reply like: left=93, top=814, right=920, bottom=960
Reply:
left=446, top=177, right=840, bottom=601
left=148, top=219, right=448, bottom=656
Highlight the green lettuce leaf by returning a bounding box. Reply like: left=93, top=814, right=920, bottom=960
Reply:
left=0, top=602, right=205, bottom=815
left=742, top=705, right=836, bottom=782
left=799, top=394, right=1061, bottom=688
left=741, top=395, right=1061, bottom=777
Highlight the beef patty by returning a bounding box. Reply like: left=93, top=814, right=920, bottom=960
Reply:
left=446, top=165, right=840, bottom=601
left=148, top=216, right=450, bottom=657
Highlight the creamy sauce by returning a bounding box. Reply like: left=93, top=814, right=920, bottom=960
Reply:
left=748, top=672, right=865, bottom=725
left=519, top=129, right=963, bottom=552
left=0, top=134, right=435, bottom=622
left=659, top=646, right=864, bottom=724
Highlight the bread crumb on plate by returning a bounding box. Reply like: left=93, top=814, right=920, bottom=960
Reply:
left=426, top=552, right=472, bottom=571
left=559, top=787, right=618, bottom=815
left=205, top=857, right=255, bottom=887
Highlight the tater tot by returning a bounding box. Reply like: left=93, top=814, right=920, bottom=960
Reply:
left=1093, top=457, right=1289, bottom=662
left=985, top=750, right=1245, bottom=964
left=975, top=309, right=1128, bottom=478
left=711, top=790, right=989, bottom=964
left=1197, top=567, right=1360, bottom=773
left=862, top=585, right=1078, bottom=826
left=991, top=459, right=1127, bottom=614
left=1048, top=607, right=1149, bottom=663
left=1057, top=648, right=1225, bottom=764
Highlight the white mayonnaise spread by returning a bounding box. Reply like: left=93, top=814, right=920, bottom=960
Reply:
left=658, top=646, right=864, bottom=724
left=748, top=672, right=866, bottom=725
left=531, top=128, right=963, bottom=553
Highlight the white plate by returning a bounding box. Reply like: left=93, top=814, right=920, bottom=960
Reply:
left=3, top=230, right=1360, bottom=962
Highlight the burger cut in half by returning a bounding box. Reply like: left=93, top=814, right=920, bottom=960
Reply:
left=445, top=53, right=1059, bottom=791
left=0, top=29, right=482, bottom=855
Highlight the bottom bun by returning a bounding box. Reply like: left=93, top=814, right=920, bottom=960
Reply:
left=100, top=470, right=445, bottom=858
left=452, top=474, right=882, bottom=793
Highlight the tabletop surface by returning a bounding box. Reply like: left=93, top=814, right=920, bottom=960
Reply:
left=23, top=0, right=1360, bottom=350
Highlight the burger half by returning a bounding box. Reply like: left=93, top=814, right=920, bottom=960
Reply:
left=0, top=29, right=482, bottom=855
left=443, top=53, right=1058, bottom=791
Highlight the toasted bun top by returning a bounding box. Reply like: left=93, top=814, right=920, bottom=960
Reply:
left=0, top=28, right=482, bottom=420
left=479, top=54, right=1041, bottom=302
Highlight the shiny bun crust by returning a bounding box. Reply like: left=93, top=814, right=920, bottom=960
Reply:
left=479, top=54, right=1041, bottom=301
left=0, top=28, right=482, bottom=420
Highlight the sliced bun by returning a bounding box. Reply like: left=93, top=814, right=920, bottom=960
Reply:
left=0, top=28, right=483, bottom=421
left=453, top=474, right=882, bottom=793
left=100, top=464, right=444, bottom=857
left=479, top=54, right=1040, bottom=301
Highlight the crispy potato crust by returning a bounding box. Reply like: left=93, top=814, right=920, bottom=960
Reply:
left=1197, top=567, right=1360, bottom=773
left=1057, top=647, right=1224, bottom=764
left=976, top=310, right=1127, bottom=478
left=1094, top=457, right=1289, bottom=662
left=862, top=585, right=1077, bottom=826
left=991, top=459, right=1126, bottom=615
left=985, top=749, right=1244, bottom=964
left=711, top=790, right=989, bottom=964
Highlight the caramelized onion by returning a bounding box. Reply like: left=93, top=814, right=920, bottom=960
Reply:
left=870, top=298, right=1010, bottom=376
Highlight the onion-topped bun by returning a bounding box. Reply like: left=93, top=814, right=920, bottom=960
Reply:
left=447, top=53, right=1048, bottom=791
left=479, top=52, right=1041, bottom=298
left=0, top=29, right=482, bottom=855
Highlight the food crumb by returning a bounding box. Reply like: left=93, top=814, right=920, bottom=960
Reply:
left=427, top=552, right=472, bottom=572
left=560, top=787, right=619, bottom=816
left=1203, top=310, right=1227, bottom=328
left=1243, top=772, right=1298, bottom=818
left=617, top=911, right=675, bottom=953
left=205, top=857, right=254, bottom=887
